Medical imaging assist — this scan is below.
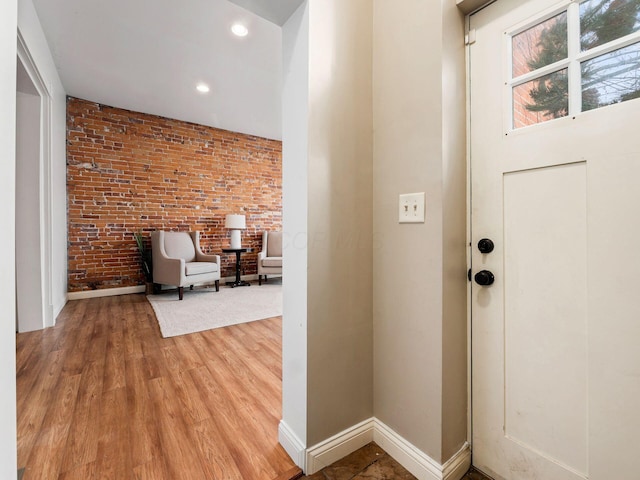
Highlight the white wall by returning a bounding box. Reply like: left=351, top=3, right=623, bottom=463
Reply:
left=372, top=0, right=467, bottom=464
left=0, top=0, right=18, bottom=476
left=281, top=0, right=310, bottom=455
left=440, top=0, right=468, bottom=461
left=281, top=0, right=374, bottom=460
left=306, top=0, right=373, bottom=446
left=18, top=0, right=68, bottom=320
left=373, top=0, right=445, bottom=461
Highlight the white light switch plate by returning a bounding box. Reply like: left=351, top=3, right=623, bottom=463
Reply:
left=399, top=192, right=425, bottom=223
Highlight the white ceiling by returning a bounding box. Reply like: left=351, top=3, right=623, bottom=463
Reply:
left=31, top=0, right=303, bottom=140
left=228, top=0, right=304, bottom=26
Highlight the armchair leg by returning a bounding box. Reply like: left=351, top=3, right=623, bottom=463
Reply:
left=258, top=275, right=262, bottom=286
left=215, top=280, right=219, bottom=292
left=190, top=285, right=194, bottom=290
left=178, top=287, right=184, bottom=300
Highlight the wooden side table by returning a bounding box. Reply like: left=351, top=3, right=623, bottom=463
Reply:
left=222, top=248, right=252, bottom=287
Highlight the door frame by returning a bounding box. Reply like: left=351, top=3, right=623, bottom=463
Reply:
left=464, top=0, right=499, bottom=465
left=16, top=29, right=54, bottom=331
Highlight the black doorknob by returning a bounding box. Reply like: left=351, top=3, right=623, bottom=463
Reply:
left=474, top=270, right=495, bottom=286
left=478, top=238, right=495, bottom=253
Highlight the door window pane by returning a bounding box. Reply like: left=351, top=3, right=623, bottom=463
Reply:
left=513, top=12, right=568, bottom=77
left=513, top=69, right=569, bottom=128
left=580, top=0, right=640, bottom=51
left=582, top=42, right=640, bottom=110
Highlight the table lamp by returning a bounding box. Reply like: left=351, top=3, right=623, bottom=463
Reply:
left=225, top=214, right=246, bottom=249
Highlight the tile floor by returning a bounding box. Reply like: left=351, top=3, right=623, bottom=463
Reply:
left=298, top=442, right=492, bottom=480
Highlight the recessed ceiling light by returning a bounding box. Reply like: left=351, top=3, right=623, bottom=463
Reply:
left=196, top=83, right=210, bottom=93
left=231, top=23, right=248, bottom=37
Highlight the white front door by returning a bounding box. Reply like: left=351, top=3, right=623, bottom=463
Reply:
left=469, top=1, right=640, bottom=479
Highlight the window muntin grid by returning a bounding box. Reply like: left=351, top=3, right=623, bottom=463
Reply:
left=508, top=0, right=640, bottom=130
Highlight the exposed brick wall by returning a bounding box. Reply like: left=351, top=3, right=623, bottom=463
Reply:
left=67, top=97, right=282, bottom=292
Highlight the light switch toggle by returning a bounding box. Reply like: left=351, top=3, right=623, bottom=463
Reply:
left=399, top=192, right=425, bottom=223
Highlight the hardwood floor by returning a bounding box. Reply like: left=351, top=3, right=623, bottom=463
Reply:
left=16, top=293, right=300, bottom=480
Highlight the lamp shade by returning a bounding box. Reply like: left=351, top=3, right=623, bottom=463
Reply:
left=225, top=214, right=246, bottom=229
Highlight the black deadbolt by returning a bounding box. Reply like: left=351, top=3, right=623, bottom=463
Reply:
left=478, top=238, right=495, bottom=254
left=474, top=270, right=495, bottom=286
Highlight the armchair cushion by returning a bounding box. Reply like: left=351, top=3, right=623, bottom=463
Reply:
left=258, top=231, right=283, bottom=285
left=185, top=261, right=219, bottom=276
left=261, top=257, right=282, bottom=268
left=266, top=232, right=282, bottom=257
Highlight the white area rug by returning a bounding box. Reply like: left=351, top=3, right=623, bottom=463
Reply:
left=147, top=282, right=282, bottom=338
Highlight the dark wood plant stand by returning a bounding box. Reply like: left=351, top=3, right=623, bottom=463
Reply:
left=222, top=248, right=251, bottom=287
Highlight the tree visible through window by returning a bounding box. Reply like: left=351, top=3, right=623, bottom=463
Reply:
left=511, top=0, right=640, bottom=129
left=524, top=16, right=569, bottom=120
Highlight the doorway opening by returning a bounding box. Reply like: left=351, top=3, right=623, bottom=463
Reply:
left=15, top=33, right=54, bottom=333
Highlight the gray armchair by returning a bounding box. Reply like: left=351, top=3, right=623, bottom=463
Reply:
left=151, top=231, right=220, bottom=300
left=257, top=231, right=282, bottom=285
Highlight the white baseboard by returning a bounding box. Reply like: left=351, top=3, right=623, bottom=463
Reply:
left=67, top=285, right=145, bottom=300
left=305, top=418, right=375, bottom=474
left=279, top=420, right=306, bottom=470
left=302, top=417, right=471, bottom=479
left=442, top=442, right=472, bottom=480
left=373, top=419, right=470, bottom=480
left=53, top=299, right=66, bottom=321
left=66, top=274, right=271, bottom=301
